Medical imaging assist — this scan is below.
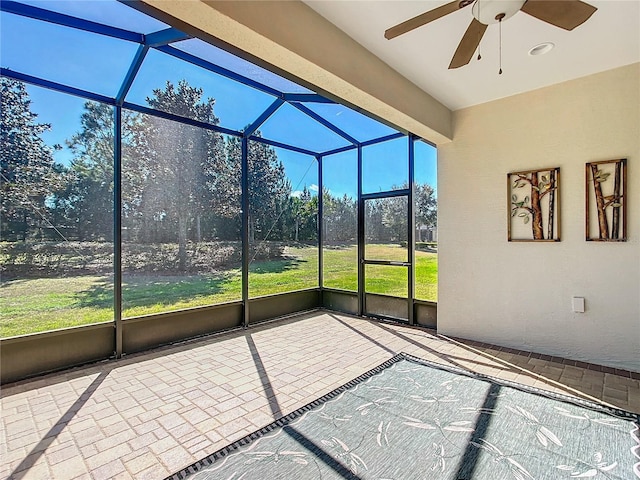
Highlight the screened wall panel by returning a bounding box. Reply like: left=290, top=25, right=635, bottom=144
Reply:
left=173, top=39, right=313, bottom=94
left=362, top=137, right=408, bottom=194
left=121, top=113, right=241, bottom=317
left=125, top=49, right=277, bottom=132
left=0, top=84, right=114, bottom=337
left=322, top=150, right=358, bottom=292
left=0, top=0, right=428, bottom=366
left=258, top=103, right=351, bottom=153
left=248, top=143, right=318, bottom=297
left=17, top=0, right=170, bottom=33
left=304, top=103, right=397, bottom=143
left=0, top=11, right=139, bottom=97
left=414, top=140, right=438, bottom=302
left=364, top=196, right=408, bottom=262
left=365, top=264, right=408, bottom=298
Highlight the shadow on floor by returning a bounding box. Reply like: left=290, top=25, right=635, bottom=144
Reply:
left=9, top=371, right=110, bottom=479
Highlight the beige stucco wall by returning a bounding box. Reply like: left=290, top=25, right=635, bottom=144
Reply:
left=137, top=0, right=452, bottom=144
left=438, top=63, right=640, bottom=371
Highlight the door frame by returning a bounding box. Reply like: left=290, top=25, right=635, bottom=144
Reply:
left=357, top=136, right=416, bottom=324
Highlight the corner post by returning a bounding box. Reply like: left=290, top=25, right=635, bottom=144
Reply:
left=241, top=135, right=250, bottom=327
left=357, top=145, right=365, bottom=316
left=317, top=155, right=324, bottom=291
left=113, top=106, right=123, bottom=356
left=408, top=135, right=416, bottom=325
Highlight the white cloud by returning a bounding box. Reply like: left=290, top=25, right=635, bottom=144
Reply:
left=291, top=185, right=319, bottom=198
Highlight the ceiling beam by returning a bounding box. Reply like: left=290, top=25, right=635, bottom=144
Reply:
left=133, top=0, right=453, bottom=144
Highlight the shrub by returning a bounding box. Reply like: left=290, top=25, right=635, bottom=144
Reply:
left=0, top=240, right=287, bottom=278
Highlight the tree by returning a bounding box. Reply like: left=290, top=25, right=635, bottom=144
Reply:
left=415, top=183, right=437, bottom=242
left=381, top=195, right=407, bottom=243
left=363, top=182, right=436, bottom=244
left=141, top=80, right=225, bottom=269
left=365, top=197, right=387, bottom=242
left=62, top=102, right=114, bottom=240
left=289, top=186, right=317, bottom=243
left=323, top=190, right=357, bottom=244
left=204, top=134, right=241, bottom=241
left=1, top=78, right=62, bottom=241
left=52, top=101, right=148, bottom=242
left=224, top=134, right=290, bottom=242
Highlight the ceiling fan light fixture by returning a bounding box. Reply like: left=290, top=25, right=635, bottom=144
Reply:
left=472, top=0, right=526, bottom=25
left=528, top=42, right=555, bottom=56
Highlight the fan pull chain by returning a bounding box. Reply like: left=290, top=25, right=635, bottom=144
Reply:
left=477, top=0, right=482, bottom=60
left=498, top=13, right=504, bottom=74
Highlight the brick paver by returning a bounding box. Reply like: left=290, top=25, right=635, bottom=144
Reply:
left=1, top=310, right=638, bottom=479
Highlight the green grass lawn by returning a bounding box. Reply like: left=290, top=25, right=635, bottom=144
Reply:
left=324, top=244, right=437, bottom=300
left=0, top=244, right=436, bottom=337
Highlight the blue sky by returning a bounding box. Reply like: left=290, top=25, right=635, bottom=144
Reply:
left=2, top=1, right=436, bottom=199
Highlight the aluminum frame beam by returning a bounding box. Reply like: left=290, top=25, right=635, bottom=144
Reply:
left=321, top=144, right=358, bottom=157
left=408, top=135, right=416, bottom=325
left=144, top=28, right=190, bottom=47
left=360, top=132, right=405, bottom=147
left=317, top=155, right=324, bottom=289
left=361, top=188, right=411, bottom=200
left=157, top=45, right=282, bottom=99
left=241, top=136, right=250, bottom=328
left=1, top=2, right=407, bottom=154
left=363, top=259, right=410, bottom=267
left=121, top=102, right=241, bottom=137
left=291, top=103, right=359, bottom=145
left=247, top=135, right=318, bottom=157
left=282, top=93, right=334, bottom=103
left=357, top=145, right=365, bottom=316
left=0, top=68, right=116, bottom=105
left=244, top=98, right=285, bottom=137
left=116, top=44, right=149, bottom=105
left=113, top=106, right=123, bottom=357
left=0, top=1, right=143, bottom=43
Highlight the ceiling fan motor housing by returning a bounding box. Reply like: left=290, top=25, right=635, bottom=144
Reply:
left=472, top=0, right=527, bottom=24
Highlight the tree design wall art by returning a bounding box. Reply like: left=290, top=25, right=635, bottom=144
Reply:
left=586, top=159, right=627, bottom=241
left=508, top=167, right=560, bottom=242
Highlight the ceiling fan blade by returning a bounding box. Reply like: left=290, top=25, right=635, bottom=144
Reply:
left=385, top=1, right=465, bottom=40
left=521, top=0, right=597, bottom=30
left=449, top=18, right=487, bottom=69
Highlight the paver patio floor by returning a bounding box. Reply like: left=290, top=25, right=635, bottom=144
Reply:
left=2, top=310, right=638, bottom=479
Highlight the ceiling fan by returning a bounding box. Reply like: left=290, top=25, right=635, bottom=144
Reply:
left=385, top=0, right=597, bottom=70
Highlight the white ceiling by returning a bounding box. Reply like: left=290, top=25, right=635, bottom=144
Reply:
left=304, top=0, right=640, bottom=111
